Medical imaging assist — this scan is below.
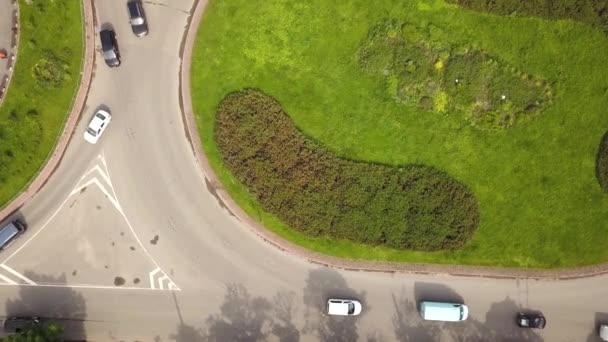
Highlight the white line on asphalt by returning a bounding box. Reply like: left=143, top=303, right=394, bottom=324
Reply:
left=158, top=275, right=169, bottom=290
left=0, top=273, right=17, bottom=285
left=103, top=164, right=181, bottom=291
left=1, top=193, right=73, bottom=264
left=79, top=164, right=112, bottom=188
left=0, top=264, right=36, bottom=285
left=149, top=267, right=161, bottom=289
left=69, top=178, right=123, bottom=215
left=0, top=282, right=181, bottom=291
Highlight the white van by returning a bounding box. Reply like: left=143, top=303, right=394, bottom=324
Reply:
left=419, top=301, right=468, bottom=322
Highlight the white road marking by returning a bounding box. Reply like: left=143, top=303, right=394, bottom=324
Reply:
left=149, top=267, right=161, bottom=289
left=0, top=282, right=180, bottom=291
left=80, top=164, right=113, bottom=188
left=0, top=264, right=36, bottom=285
left=70, top=178, right=123, bottom=215
left=0, top=273, right=17, bottom=285
left=3, top=155, right=180, bottom=291
left=158, top=275, right=169, bottom=290
left=1, top=194, right=73, bottom=264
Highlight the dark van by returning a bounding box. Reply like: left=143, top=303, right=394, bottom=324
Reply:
left=0, top=220, right=25, bottom=250
left=100, top=29, right=121, bottom=67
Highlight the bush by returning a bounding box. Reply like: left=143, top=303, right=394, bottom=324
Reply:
left=215, top=89, right=480, bottom=251
left=357, top=20, right=553, bottom=130
left=31, top=51, right=67, bottom=88
left=597, top=131, right=608, bottom=192
left=447, top=0, right=608, bottom=34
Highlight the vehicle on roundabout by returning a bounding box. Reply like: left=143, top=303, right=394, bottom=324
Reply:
left=99, top=29, right=121, bottom=67
left=127, top=0, right=148, bottom=37
left=326, top=298, right=362, bottom=316
left=516, top=312, right=546, bottom=329
left=600, top=323, right=608, bottom=341
left=84, top=109, right=112, bottom=144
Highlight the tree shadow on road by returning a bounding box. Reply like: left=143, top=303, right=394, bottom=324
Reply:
left=196, top=283, right=299, bottom=342
left=5, top=272, right=87, bottom=341
left=585, top=312, right=608, bottom=342
left=393, top=282, right=544, bottom=342
left=302, top=267, right=367, bottom=342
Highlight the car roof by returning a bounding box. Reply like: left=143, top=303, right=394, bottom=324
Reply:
left=88, top=110, right=110, bottom=130
left=0, top=222, right=21, bottom=247
left=421, top=302, right=467, bottom=321
left=128, top=1, right=143, bottom=17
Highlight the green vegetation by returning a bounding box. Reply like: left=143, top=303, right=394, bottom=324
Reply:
left=0, top=0, right=82, bottom=206
left=597, top=132, right=608, bottom=193
left=216, top=89, right=479, bottom=251
left=2, top=323, right=63, bottom=342
left=447, top=0, right=608, bottom=34
left=357, top=20, right=553, bottom=130
left=192, top=0, right=608, bottom=267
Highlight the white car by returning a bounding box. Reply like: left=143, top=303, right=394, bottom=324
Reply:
left=84, top=109, right=111, bottom=144
left=326, top=299, right=362, bottom=316
left=600, top=324, right=608, bottom=341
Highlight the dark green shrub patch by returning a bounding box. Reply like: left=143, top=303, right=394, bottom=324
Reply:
left=598, top=131, right=608, bottom=193
left=357, top=20, right=553, bottom=130
left=215, top=89, right=480, bottom=251
left=447, top=0, right=608, bottom=34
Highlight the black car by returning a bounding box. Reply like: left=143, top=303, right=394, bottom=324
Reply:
left=3, top=317, right=41, bottom=333
left=516, top=313, right=546, bottom=329
left=99, top=29, right=121, bottom=67
left=127, top=0, right=148, bottom=37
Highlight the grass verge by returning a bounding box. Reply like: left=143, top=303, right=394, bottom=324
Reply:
left=191, top=0, right=608, bottom=268
left=0, top=0, right=83, bottom=207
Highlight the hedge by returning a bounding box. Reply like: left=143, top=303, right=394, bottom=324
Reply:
left=447, top=0, right=608, bottom=33
left=598, top=131, right=608, bottom=193
left=214, top=89, right=480, bottom=251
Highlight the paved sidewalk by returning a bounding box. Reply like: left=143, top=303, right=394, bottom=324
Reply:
left=178, top=0, right=608, bottom=280
left=0, top=0, right=95, bottom=221
left=0, top=0, right=18, bottom=105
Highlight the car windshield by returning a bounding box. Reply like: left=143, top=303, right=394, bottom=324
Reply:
left=348, top=303, right=354, bottom=315
left=95, top=112, right=106, bottom=120
left=86, top=127, right=97, bottom=137
left=131, top=17, right=144, bottom=25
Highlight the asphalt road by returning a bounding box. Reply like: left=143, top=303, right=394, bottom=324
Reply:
left=0, top=0, right=606, bottom=341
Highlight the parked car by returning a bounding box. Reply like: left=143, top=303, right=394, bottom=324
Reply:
left=3, top=317, right=40, bottom=333
left=419, top=301, right=468, bottom=322
left=127, top=0, right=148, bottom=37
left=326, top=299, right=362, bottom=316
left=0, top=220, right=25, bottom=250
left=600, top=324, right=608, bottom=341
left=100, top=29, right=121, bottom=67
left=516, top=312, right=546, bottom=329
left=84, top=109, right=112, bottom=144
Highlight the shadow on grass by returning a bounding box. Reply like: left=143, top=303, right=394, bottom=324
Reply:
left=595, top=130, right=608, bottom=193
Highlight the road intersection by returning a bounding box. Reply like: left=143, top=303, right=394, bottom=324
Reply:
left=0, top=0, right=605, bottom=341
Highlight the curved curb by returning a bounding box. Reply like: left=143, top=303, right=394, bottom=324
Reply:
left=179, top=1, right=608, bottom=281
left=0, top=0, right=95, bottom=221
left=0, top=1, right=20, bottom=107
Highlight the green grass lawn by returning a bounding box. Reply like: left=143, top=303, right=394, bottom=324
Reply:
left=0, top=0, right=83, bottom=207
left=191, top=0, right=608, bottom=268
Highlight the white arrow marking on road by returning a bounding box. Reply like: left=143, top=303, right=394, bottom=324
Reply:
left=149, top=267, right=161, bottom=289
left=0, top=264, right=36, bottom=285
